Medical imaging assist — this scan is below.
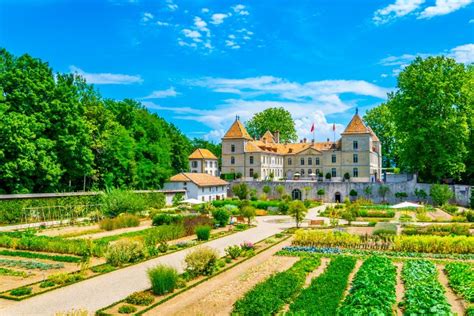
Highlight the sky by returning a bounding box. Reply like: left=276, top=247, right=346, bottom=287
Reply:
left=1, top=0, right=473, bottom=143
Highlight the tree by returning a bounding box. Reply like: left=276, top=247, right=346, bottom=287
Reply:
left=212, top=209, right=230, bottom=227
left=378, top=185, right=390, bottom=202
left=387, top=56, right=470, bottom=182
left=317, top=189, right=325, bottom=199
left=364, top=103, right=398, bottom=168
left=303, top=186, right=312, bottom=200
left=232, top=183, right=249, bottom=200
left=342, top=203, right=357, bottom=225
left=343, top=173, right=350, bottom=182
left=275, top=185, right=285, bottom=199
left=245, top=107, right=297, bottom=142
left=394, top=192, right=408, bottom=202
left=325, top=173, right=332, bottom=180
left=328, top=206, right=341, bottom=227
left=364, top=186, right=373, bottom=199
left=414, top=188, right=428, bottom=203
left=240, top=206, right=256, bottom=225
left=252, top=172, right=259, bottom=180
left=430, top=184, right=453, bottom=206
left=262, top=185, right=271, bottom=196
left=288, top=200, right=308, bottom=228
left=172, top=193, right=184, bottom=206
left=349, top=189, right=358, bottom=200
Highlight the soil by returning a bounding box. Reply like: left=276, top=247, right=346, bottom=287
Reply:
left=70, top=220, right=153, bottom=240
left=428, top=209, right=453, bottom=221
left=346, top=227, right=374, bottom=235
left=341, top=259, right=363, bottom=301
left=394, top=262, right=404, bottom=316
left=143, top=240, right=296, bottom=316
left=436, top=264, right=466, bottom=315
left=38, top=224, right=102, bottom=237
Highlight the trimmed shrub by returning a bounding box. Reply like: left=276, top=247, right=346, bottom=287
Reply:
left=118, top=305, right=137, bottom=314
left=195, top=225, right=211, bottom=241
left=125, top=291, right=154, bottom=306
left=152, top=214, right=183, bottom=226
left=430, top=184, right=453, bottom=206
left=225, top=245, right=242, bottom=259
left=10, top=287, right=32, bottom=296
left=185, top=246, right=218, bottom=277
left=105, top=239, right=145, bottom=266
left=148, top=265, right=179, bottom=295
left=212, top=209, right=230, bottom=227
left=47, top=272, right=84, bottom=285
left=99, top=214, right=140, bottom=231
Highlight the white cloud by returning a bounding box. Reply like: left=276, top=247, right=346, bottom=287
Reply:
left=373, top=0, right=425, bottom=24
left=211, top=13, right=229, bottom=25
left=470, top=18, right=474, bottom=23
left=232, top=4, right=250, bottom=15
left=225, top=40, right=240, bottom=49
left=69, top=66, right=143, bottom=85
left=182, top=29, right=202, bottom=42
left=142, top=12, right=154, bottom=22
left=201, top=8, right=209, bottom=13
left=418, top=0, right=473, bottom=19
left=381, top=73, right=389, bottom=78
left=166, top=0, right=178, bottom=11
left=228, top=34, right=236, bottom=39
left=142, top=87, right=178, bottom=99
left=449, top=43, right=474, bottom=63
left=156, top=21, right=170, bottom=26
left=193, top=16, right=210, bottom=37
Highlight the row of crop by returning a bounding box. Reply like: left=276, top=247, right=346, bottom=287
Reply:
left=232, top=257, right=320, bottom=315
left=444, top=262, right=474, bottom=303
left=401, top=260, right=451, bottom=315
left=356, top=209, right=395, bottom=218
left=0, top=249, right=80, bottom=263
left=293, top=230, right=474, bottom=254
left=288, top=256, right=356, bottom=315
left=402, top=224, right=471, bottom=237
left=338, top=256, right=396, bottom=315
left=0, top=258, right=63, bottom=270
left=211, top=199, right=281, bottom=210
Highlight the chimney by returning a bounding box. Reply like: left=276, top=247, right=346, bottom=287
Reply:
left=274, top=130, right=280, bottom=143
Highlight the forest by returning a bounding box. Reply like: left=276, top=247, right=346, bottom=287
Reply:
left=0, top=49, right=217, bottom=194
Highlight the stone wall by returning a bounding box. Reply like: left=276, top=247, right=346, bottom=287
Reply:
left=230, top=179, right=472, bottom=206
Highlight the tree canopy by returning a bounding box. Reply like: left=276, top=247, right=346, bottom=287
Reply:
left=245, top=107, right=297, bottom=142
left=0, top=48, right=193, bottom=193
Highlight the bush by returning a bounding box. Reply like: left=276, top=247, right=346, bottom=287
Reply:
left=441, top=204, right=458, bottom=214
left=430, top=184, right=453, bottom=206
left=373, top=222, right=397, bottom=236
left=403, top=224, right=470, bottom=236
left=99, top=214, right=140, bottom=231
left=184, top=246, right=218, bottom=277
left=212, top=209, right=230, bottom=227
left=125, top=291, right=154, bottom=306
left=195, top=225, right=211, bottom=241
left=47, top=272, right=84, bottom=285
left=102, top=190, right=147, bottom=217
left=152, top=214, right=183, bottom=226
left=105, top=239, right=145, bottom=266
left=39, top=280, right=56, bottom=288
left=183, top=215, right=213, bottom=236
left=225, top=245, right=242, bottom=259
left=118, top=305, right=137, bottom=314
left=148, top=265, right=179, bottom=295
left=10, top=287, right=32, bottom=296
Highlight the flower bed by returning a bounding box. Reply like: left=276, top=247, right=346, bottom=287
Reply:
left=401, top=260, right=451, bottom=315
left=232, top=257, right=321, bottom=315
left=288, top=256, right=356, bottom=315
left=338, top=256, right=396, bottom=315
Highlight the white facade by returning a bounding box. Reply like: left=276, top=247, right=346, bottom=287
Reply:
left=190, top=159, right=219, bottom=176
left=164, top=181, right=227, bottom=202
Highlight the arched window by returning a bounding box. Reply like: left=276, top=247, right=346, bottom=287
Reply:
left=231, top=156, right=235, bottom=164
left=308, top=169, right=312, bottom=175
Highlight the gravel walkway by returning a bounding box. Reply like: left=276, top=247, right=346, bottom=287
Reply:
left=0, top=216, right=292, bottom=316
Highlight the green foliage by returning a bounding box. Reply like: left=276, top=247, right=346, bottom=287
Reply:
left=0, top=267, right=28, bottom=278
left=47, top=272, right=84, bottom=285
left=430, top=184, right=453, bottom=206
left=184, top=246, right=218, bottom=277
left=401, top=260, right=451, bottom=315
left=211, top=209, right=230, bottom=227
left=240, top=206, right=256, bottom=225
left=195, top=225, right=211, bottom=241
left=152, top=213, right=183, bottom=226
left=339, top=256, right=396, bottom=315
left=349, top=189, right=357, bottom=197
left=317, top=188, right=325, bottom=196
left=395, top=191, right=408, bottom=201
left=0, top=48, right=192, bottom=193
left=373, top=222, right=397, bottom=236
left=147, top=264, right=179, bottom=295
left=245, top=107, right=297, bottom=142
left=118, top=305, right=137, bottom=314
left=225, top=245, right=242, bottom=259
left=444, top=262, right=474, bottom=303
left=288, top=200, right=308, bottom=228
left=387, top=56, right=470, bottom=181
left=172, top=193, right=184, bottom=206
left=232, top=183, right=249, bottom=200
left=275, top=185, right=285, bottom=199
left=262, top=185, right=271, bottom=194
left=415, top=188, right=428, bottom=202
left=102, top=190, right=148, bottom=217
left=378, top=185, right=390, bottom=201
left=325, top=172, right=332, bottom=180
left=99, top=214, right=140, bottom=231
left=344, top=172, right=351, bottom=181
left=125, top=291, right=154, bottom=306
left=0, top=249, right=80, bottom=263
left=289, top=256, right=356, bottom=315
left=403, top=224, right=470, bottom=236
left=233, top=257, right=321, bottom=315
left=363, top=186, right=373, bottom=198
left=10, top=287, right=32, bottom=297
left=105, top=239, right=145, bottom=266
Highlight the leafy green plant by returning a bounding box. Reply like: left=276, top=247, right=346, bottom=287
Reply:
left=225, top=245, right=242, bottom=259
left=151, top=213, right=183, bottom=226
left=148, top=264, right=179, bottom=295
left=444, top=262, right=474, bottom=302
left=401, top=260, right=451, bottom=315
left=125, top=291, right=154, bottom=306
left=0, top=250, right=80, bottom=263
left=0, top=258, right=63, bottom=270
left=338, top=256, right=396, bottom=315
left=195, top=225, right=211, bottom=241
left=289, top=256, right=356, bottom=315
left=10, top=287, right=32, bottom=297
left=0, top=267, right=28, bottom=278
left=102, top=190, right=148, bottom=217
left=99, top=214, right=140, bottom=231
left=39, top=280, right=56, bottom=288
left=105, top=239, right=145, bottom=266
left=211, top=209, right=230, bottom=227
left=47, top=272, right=84, bottom=285
left=184, top=246, right=218, bottom=277
left=118, top=305, right=137, bottom=314
left=373, top=222, right=397, bottom=236
left=233, top=257, right=321, bottom=315
left=430, top=184, right=453, bottom=206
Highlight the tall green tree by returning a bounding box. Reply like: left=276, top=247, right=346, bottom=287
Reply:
left=245, top=107, right=297, bottom=142
left=363, top=103, right=398, bottom=168
left=387, top=56, right=471, bottom=182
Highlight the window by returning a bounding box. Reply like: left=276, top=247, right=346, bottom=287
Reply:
left=231, top=156, right=235, bottom=165
left=353, top=168, right=359, bottom=177
left=308, top=158, right=312, bottom=165
left=301, top=169, right=305, bottom=176
left=192, top=161, right=198, bottom=168
left=249, top=156, right=254, bottom=164
left=353, top=140, right=358, bottom=150
left=288, top=158, right=292, bottom=165
left=308, top=169, right=312, bottom=175
left=231, top=144, right=235, bottom=152
left=331, top=168, right=337, bottom=177
left=300, top=158, right=305, bottom=165
left=332, top=154, right=336, bottom=163
left=315, top=157, right=320, bottom=165
left=353, top=154, right=358, bottom=163
left=249, top=168, right=254, bottom=177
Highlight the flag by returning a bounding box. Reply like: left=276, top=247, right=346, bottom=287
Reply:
left=332, top=123, right=335, bottom=131
left=310, top=123, right=315, bottom=132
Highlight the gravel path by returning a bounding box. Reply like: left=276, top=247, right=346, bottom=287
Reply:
left=0, top=216, right=292, bottom=316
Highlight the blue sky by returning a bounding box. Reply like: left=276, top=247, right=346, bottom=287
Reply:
left=1, top=0, right=473, bottom=142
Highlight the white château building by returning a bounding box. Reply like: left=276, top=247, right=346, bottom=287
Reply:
left=188, top=148, right=219, bottom=176
left=221, top=111, right=382, bottom=182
